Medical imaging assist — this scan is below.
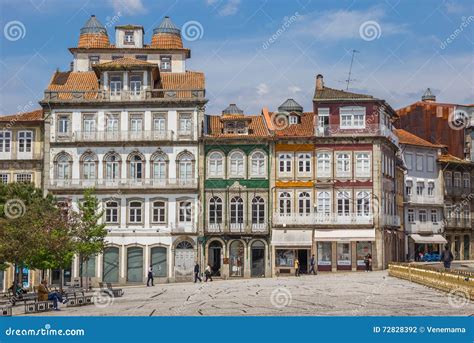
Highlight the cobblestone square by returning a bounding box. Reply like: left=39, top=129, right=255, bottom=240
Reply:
left=21, top=271, right=473, bottom=317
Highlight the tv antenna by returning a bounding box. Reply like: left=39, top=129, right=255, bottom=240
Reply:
left=345, top=49, right=359, bottom=90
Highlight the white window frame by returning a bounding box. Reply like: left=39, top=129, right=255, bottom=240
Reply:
left=337, top=191, right=350, bottom=216
left=339, top=106, right=366, bottom=129
left=278, top=153, right=293, bottom=176
left=278, top=192, right=292, bottom=215
left=298, top=191, right=312, bottom=215
left=355, top=152, right=371, bottom=178
left=152, top=200, right=167, bottom=224
left=336, top=152, right=351, bottom=178
left=316, top=152, right=331, bottom=178
left=128, top=201, right=143, bottom=224
left=0, top=130, right=11, bottom=153
left=250, top=151, right=266, bottom=178
left=229, top=150, right=245, bottom=178
left=317, top=191, right=331, bottom=215
left=297, top=153, right=311, bottom=175
left=208, top=151, right=224, bottom=178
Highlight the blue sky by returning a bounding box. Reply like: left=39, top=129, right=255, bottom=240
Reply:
left=0, top=0, right=473, bottom=115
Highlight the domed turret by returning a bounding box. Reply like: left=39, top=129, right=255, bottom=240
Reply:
left=150, top=16, right=183, bottom=49
left=222, top=104, right=244, bottom=115
left=278, top=99, right=303, bottom=113
left=421, top=88, right=436, bottom=102
left=78, top=15, right=110, bottom=48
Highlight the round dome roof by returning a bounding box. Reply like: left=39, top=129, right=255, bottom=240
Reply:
left=278, top=98, right=303, bottom=113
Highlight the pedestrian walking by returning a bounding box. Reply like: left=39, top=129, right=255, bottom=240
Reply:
left=294, top=258, right=300, bottom=277
left=194, top=262, right=202, bottom=283
left=204, top=264, right=213, bottom=282
left=440, top=245, right=454, bottom=269
left=309, top=254, right=317, bottom=275
left=147, top=265, right=154, bottom=286
left=364, top=253, right=372, bottom=272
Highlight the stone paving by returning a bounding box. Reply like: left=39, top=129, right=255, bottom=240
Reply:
left=17, top=271, right=474, bottom=316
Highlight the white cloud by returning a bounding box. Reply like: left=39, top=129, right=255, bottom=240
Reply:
left=257, top=83, right=269, bottom=96
left=207, top=0, right=240, bottom=17
left=297, top=7, right=406, bottom=41
left=288, top=85, right=301, bottom=94
left=108, top=0, right=146, bottom=15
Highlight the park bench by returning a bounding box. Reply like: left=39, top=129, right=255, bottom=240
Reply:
left=99, top=282, right=124, bottom=298
left=65, top=291, right=94, bottom=307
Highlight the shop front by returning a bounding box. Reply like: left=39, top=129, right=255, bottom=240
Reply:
left=314, top=229, right=376, bottom=272
left=271, top=230, right=313, bottom=276
left=409, top=234, right=447, bottom=261
left=229, top=240, right=245, bottom=277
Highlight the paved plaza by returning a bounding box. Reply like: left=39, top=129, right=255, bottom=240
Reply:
left=18, top=271, right=473, bottom=316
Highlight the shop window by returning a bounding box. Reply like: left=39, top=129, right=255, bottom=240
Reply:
left=230, top=241, right=244, bottom=277
left=276, top=249, right=294, bottom=267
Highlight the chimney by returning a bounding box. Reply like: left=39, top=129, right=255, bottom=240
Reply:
left=316, top=74, right=324, bottom=91
left=70, top=61, right=74, bottom=71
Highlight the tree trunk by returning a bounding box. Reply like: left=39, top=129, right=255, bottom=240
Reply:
left=12, top=263, right=18, bottom=295
left=85, top=258, right=89, bottom=291
left=79, top=254, right=83, bottom=288
left=59, top=268, right=63, bottom=293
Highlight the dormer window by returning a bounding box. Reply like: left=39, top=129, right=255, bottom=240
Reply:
left=224, top=121, right=248, bottom=135
left=124, top=31, right=134, bottom=44
left=130, top=74, right=142, bottom=96
left=135, top=55, right=147, bottom=61
left=289, top=115, right=298, bottom=125
left=89, top=55, right=99, bottom=69
left=112, top=55, right=123, bottom=60
left=110, top=75, right=122, bottom=96
left=160, top=56, right=171, bottom=72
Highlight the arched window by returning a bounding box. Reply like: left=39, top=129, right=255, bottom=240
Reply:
left=178, top=200, right=192, bottom=222
left=176, top=240, right=193, bottom=249
left=104, top=152, right=121, bottom=180
left=298, top=153, right=311, bottom=174
left=298, top=192, right=311, bottom=215
left=81, top=152, right=97, bottom=180
left=151, top=151, right=168, bottom=182
left=317, top=191, right=330, bottom=215
left=337, top=191, right=350, bottom=216
left=229, top=151, right=245, bottom=177
left=129, top=201, right=143, bottom=223
left=336, top=153, right=351, bottom=176
left=105, top=200, right=119, bottom=223
left=279, top=192, right=292, bottom=215
left=208, top=151, right=224, bottom=178
left=128, top=153, right=144, bottom=180
left=55, top=152, right=72, bottom=180
left=356, top=191, right=371, bottom=216
left=230, top=196, right=244, bottom=225
left=317, top=152, right=331, bottom=177
left=252, top=196, right=265, bottom=224
left=152, top=200, right=166, bottom=223
left=177, top=151, right=194, bottom=183
left=209, top=196, right=223, bottom=224
left=250, top=151, right=266, bottom=177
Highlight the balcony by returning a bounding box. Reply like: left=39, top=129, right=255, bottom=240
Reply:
left=171, top=222, right=197, bottom=234
left=407, top=194, right=444, bottom=205
left=48, top=178, right=198, bottom=190
left=445, top=186, right=469, bottom=198
left=382, top=215, right=401, bottom=227
left=315, top=124, right=399, bottom=145
left=55, top=130, right=195, bottom=143
left=445, top=219, right=471, bottom=229
left=406, top=221, right=441, bottom=234
left=204, top=221, right=268, bottom=234
left=272, top=213, right=373, bottom=226
left=43, top=88, right=206, bottom=103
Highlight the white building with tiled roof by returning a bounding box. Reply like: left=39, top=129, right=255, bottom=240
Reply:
left=40, top=15, right=207, bottom=286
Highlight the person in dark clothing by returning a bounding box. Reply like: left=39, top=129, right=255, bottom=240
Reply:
left=440, top=245, right=454, bottom=269
left=309, top=254, right=317, bottom=275
left=194, top=263, right=202, bottom=283
left=364, top=254, right=372, bottom=272
left=147, top=265, right=154, bottom=286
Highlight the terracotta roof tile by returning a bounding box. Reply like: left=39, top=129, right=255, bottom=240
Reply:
left=150, top=33, right=183, bottom=49
left=47, top=71, right=99, bottom=99
left=395, top=129, right=445, bottom=148
left=314, top=86, right=374, bottom=100
left=438, top=153, right=473, bottom=165
left=160, top=71, right=205, bottom=98
left=0, top=109, right=43, bottom=122
left=94, top=57, right=156, bottom=69
left=266, top=111, right=314, bottom=137
left=78, top=33, right=110, bottom=48
left=207, top=114, right=269, bottom=138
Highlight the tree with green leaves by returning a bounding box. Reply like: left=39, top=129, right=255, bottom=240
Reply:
left=75, top=188, right=107, bottom=288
